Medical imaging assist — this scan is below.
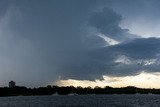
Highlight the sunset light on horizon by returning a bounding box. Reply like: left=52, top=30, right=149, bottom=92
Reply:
left=58, top=71, right=160, bottom=89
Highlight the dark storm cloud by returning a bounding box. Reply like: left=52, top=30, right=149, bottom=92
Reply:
left=0, top=0, right=160, bottom=86
left=88, top=7, right=133, bottom=41
left=59, top=38, right=160, bottom=79
left=89, top=38, right=160, bottom=76
left=0, top=0, right=107, bottom=86
left=111, top=38, right=160, bottom=59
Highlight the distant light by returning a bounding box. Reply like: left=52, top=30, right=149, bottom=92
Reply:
left=57, top=71, right=160, bottom=89
left=98, top=33, right=119, bottom=46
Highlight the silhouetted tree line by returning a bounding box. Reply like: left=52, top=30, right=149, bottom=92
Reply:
left=0, top=86, right=160, bottom=97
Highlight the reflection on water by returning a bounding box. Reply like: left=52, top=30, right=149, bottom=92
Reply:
left=0, top=94, right=160, bottom=107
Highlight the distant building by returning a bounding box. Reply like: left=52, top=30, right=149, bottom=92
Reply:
left=9, top=81, right=16, bottom=88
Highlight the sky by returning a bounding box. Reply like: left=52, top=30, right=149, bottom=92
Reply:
left=0, top=0, right=160, bottom=88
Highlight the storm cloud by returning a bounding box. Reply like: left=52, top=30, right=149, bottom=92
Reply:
left=0, top=0, right=160, bottom=87
left=88, top=7, right=137, bottom=41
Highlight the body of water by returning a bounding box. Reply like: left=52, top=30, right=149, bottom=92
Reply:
left=0, top=94, right=159, bottom=107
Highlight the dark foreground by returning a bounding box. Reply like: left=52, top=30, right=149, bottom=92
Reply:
left=0, top=94, right=160, bottom=107
left=1, top=86, right=160, bottom=96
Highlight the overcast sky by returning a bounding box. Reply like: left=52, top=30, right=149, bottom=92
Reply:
left=0, top=0, right=160, bottom=87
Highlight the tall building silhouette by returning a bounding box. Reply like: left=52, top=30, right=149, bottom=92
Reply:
left=9, top=81, right=16, bottom=88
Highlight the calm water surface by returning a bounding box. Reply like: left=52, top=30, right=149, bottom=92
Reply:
left=0, top=94, right=160, bottom=107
